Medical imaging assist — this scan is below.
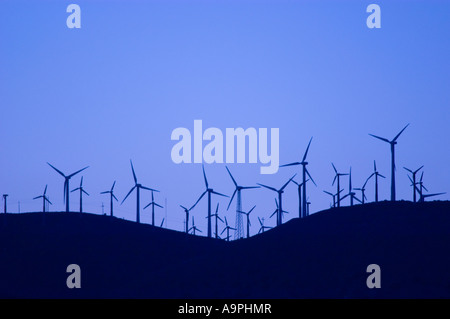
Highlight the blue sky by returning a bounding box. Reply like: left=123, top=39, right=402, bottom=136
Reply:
left=0, top=0, right=449, bottom=236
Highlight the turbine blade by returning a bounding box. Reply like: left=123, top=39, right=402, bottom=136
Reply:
left=82, top=189, right=90, bottom=196
left=369, top=134, right=390, bottom=144
left=45, top=197, right=52, bottom=205
left=280, top=174, right=297, bottom=191
left=71, top=188, right=79, bottom=193
left=44, top=185, right=48, bottom=195
left=257, top=183, right=278, bottom=193
left=241, top=186, right=260, bottom=190
left=248, top=205, right=256, bottom=214
left=379, top=174, right=386, bottom=179
left=68, top=166, right=89, bottom=178
left=302, top=137, right=313, bottom=162
left=212, top=191, right=228, bottom=198
left=141, top=186, right=159, bottom=192
left=192, top=190, right=207, bottom=209
left=121, top=186, right=136, bottom=204
left=331, top=163, right=337, bottom=174
left=47, top=162, right=66, bottom=177
left=33, top=196, right=43, bottom=200
left=415, top=165, right=424, bottom=174
left=270, top=210, right=277, bottom=218
left=227, top=189, right=237, bottom=211
left=143, top=202, right=151, bottom=210
left=111, top=180, right=116, bottom=191
left=100, top=191, right=109, bottom=194
left=403, top=167, right=413, bottom=174
left=130, top=160, right=137, bottom=184
left=180, top=205, right=187, bottom=211
left=305, top=169, right=317, bottom=187
left=323, top=190, right=333, bottom=196
left=332, top=175, right=337, bottom=186
left=225, top=166, right=238, bottom=187
left=154, top=203, right=163, bottom=209
left=392, top=123, right=410, bottom=142
left=202, top=165, right=209, bottom=189
left=258, top=217, right=263, bottom=225
left=279, top=162, right=301, bottom=168
left=112, top=194, right=118, bottom=201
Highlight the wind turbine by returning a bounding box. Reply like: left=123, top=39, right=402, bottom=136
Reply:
left=366, top=160, right=385, bottom=202
left=238, top=205, right=256, bottom=239
left=2, top=194, right=7, bottom=214
left=258, top=217, right=272, bottom=234
left=409, top=172, right=428, bottom=201
left=143, top=190, right=163, bottom=226
left=33, top=185, right=52, bottom=213
left=191, top=165, right=228, bottom=238
left=121, top=160, right=159, bottom=224
left=180, top=204, right=195, bottom=234
left=47, top=163, right=89, bottom=212
left=354, top=178, right=369, bottom=204
left=221, top=216, right=236, bottom=242
left=269, top=199, right=289, bottom=223
left=292, top=178, right=316, bottom=218
left=225, top=166, right=259, bottom=240
left=71, top=176, right=89, bottom=213
left=404, top=166, right=424, bottom=202
left=369, top=124, right=409, bottom=201
left=280, top=137, right=315, bottom=218
left=188, top=216, right=202, bottom=235
left=341, top=168, right=361, bottom=206
left=331, top=163, right=348, bottom=208
left=258, top=174, right=296, bottom=226
left=100, top=181, right=118, bottom=217
left=306, top=198, right=311, bottom=215
left=323, top=189, right=343, bottom=208
left=210, top=203, right=224, bottom=239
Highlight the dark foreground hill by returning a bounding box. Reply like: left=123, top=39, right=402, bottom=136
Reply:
left=0, top=201, right=449, bottom=298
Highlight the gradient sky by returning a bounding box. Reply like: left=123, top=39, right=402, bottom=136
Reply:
left=1, top=0, right=449, bottom=236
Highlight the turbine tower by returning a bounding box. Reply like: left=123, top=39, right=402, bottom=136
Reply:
left=331, top=163, right=348, bottom=208
left=100, top=181, right=118, bottom=217
left=341, top=167, right=361, bottom=206
left=280, top=137, right=315, bottom=218
left=180, top=204, right=194, bottom=234
left=2, top=194, right=7, bottom=214
left=121, top=160, right=159, bottom=224
left=269, top=198, right=289, bottom=224
left=354, top=178, right=369, bottom=204
left=404, top=166, right=424, bottom=202
left=323, top=189, right=343, bottom=208
left=292, top=177, right=316, bottom=218
left=47, top=163, right=89, bottom=212
left=71, top=176, right=89, bottom=213
left=366, top=160, right=385, bottom=202
left=33, top=185, right=52, bottom=213
left=369, top=124, right=409, bottom=201
left=258, top=174, right=296, bottom=226
left=210, top=203, right=224, bottom=239
left=225, top=166, right=259, bottom=240
left=144, top=190, right=163, bottom=226
left=221, top=216, right=236, bottom=241
left=191, top=165, right=228, bottom=238
left=238, top=205, right=256, bottom=239
left=188, top=216, right=202, bottom=235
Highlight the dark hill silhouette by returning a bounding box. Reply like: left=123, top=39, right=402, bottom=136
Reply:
left=0, top=201, right=449, bottom=298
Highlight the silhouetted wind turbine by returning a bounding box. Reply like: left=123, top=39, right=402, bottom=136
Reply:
left=369, top=124, right=409, bottom=201
left=323, top=189, right=343, bottom=208
left=238, top=205, right=256, bottom=239
left=410, top=172, right=428, bottom=201
left=191, top=165, right=228, bottom=238
left=258, top=174, right=296, bottom=226
left=354, top=178, right=369, bottom=204
left=221, top=216, right=235, bottom=242
left=280, top=137, right=315, bottom=218
left=331, top=163, right=348, bottom=208
left=404, top=165, right=424, bottom=202
left=189, top=216, right=202, bottom=235
left=47, top=163, right=89, bottom=212
left=341, top=168, right=361, bottom=206
left=225, top=166, right=259, bottom=240
left=2, top=194, right=7, bottom=214
left=180, top=204, right=194, bottom=234
left=144, top=190, right=163, bottom=226
left=121, top=160, right=159, bottom=224
left=292, top=177, right=316, bottom=218
left=71, top=176, right=89, bottom=213
left=269, top=198, right=289, bottom=223
left=33, top=185, right=52, bottom=213
left=258, top=217, right=272, bottom=234
left=160, top=218, right=165, bottom=228
left=100, top=181, right=118, bottom=217
left=366, top=160, right=385, bottom=202
left=210, top=203, right=224, bottom=239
